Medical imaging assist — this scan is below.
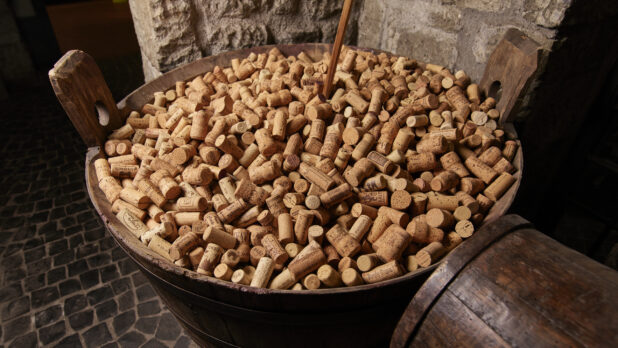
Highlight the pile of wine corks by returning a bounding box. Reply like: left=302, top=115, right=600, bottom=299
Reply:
left=95, top=46, right=518, bottom=290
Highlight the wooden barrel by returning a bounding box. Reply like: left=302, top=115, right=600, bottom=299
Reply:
left=50, top=43, right=524, bottom=347
left=391, top=214, right=618, bottom=347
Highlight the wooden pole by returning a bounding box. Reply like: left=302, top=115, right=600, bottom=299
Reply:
left=322, top=0, right=354, bottom=99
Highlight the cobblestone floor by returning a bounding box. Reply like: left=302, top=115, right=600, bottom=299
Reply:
left=0, top=76, right=198, bottom=347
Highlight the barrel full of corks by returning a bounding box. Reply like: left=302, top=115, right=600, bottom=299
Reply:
left=49, top=30, right=532, bottom=347
left=391, top=214, right=618, bottom=347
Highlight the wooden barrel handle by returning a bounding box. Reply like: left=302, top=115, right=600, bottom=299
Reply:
left=480, top=28, right=541, bottom=124
left=49, top=50, right=122, bottom=148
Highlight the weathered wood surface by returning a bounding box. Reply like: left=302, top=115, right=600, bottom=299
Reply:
left=391, top=214, right=618, bottom=347
left=480, top=28, right=541, bottom=124
left=49, top=50, right=122, bottom=147
left=57, top=41, right=526, bottom=347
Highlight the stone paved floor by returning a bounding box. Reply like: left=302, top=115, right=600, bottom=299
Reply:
left=0, top=76, right=199, bottom=347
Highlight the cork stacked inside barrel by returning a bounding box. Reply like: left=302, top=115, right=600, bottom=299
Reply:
left=94, top=46, right=518, bottom=290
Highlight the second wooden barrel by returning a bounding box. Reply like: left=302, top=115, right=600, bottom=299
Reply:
left=391, top=214, right=618, bottom=347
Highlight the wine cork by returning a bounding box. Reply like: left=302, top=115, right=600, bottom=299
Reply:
left=426, top=192, right=459, bottom=211
left=322, top=245, right=339, bottom=268
left=214, top=264, right=234, bottom=281
left=95, top=158, right=112, bottom=181
left=215, top=134, right=244, bottom=159
left=141, top=221, right=174, bottom=244
left=265, top=195, right=286, bottom=218
left=319, top=183, right=353, bottom=208
left=476, top=193, right=495, bottom=214
left=455, top=219, right=475, bottom=238
left=269, top=269, right=296, bottom=289
left=378, top=206, right=409, bottom=227
left=409, top=192, right=427, bottom=216
left=430, top=170, right=460, bottom=192
left=250, top=257, right=275, bottom=288
left=170, top=232, right=200, bottom=260
left=231, top=269, right=252, bottom=285
left=453, top=205, right=472, bottom=221
left=202, top=226, right=237, bottom=249
left=390, top=190, right=412, bottom=210
left=99, top=176, right=122, bottom=203
left=502, top=140, right=518, bottom=162
left=256, top=210, right=273, bottom=226
left=365, top=213, right=391, bottom=243
left=110, top=163, right=139, bottom=178
left=337, top=257, right=358, bottom=272
left=271, top=212, right=293, bottom=244
left=171, top=212, right=200, bottom=226
left=287, top=241, right=326, bottom=280
left=426, top=208, right=455, bottom=229
left=348, top=215, right=372, bottom=241
left=116, top=208, right=149, bottom=239
left=325, top=225, right=361, bottom=258
left=217, top=199, right=248, bottom=224
left=317, top=264, right=343, bottom=287
left=407, top=152, right=437, bottom=173
left=416, top=242, right=446, bottom=267
left=197, top=243, right=223, bottom=275
left=285, top=243, right=303, bottom=259
left=212, top=194, right=230, bottom=212
left=455, top=191, right=479, bottom=214
left=119, top=187, right=151, bottom=209
left=351, top=133, right=375, bottom=161
left=182, top=165, right=214, bottom=186
left=219, top=249, right=240, bottom=268
left=484, top=172, right=516, bottom=201
left=416, top=135, right=448, bottom=154
left=294, top=209, right=314, bottom=245
left=340, top=268, right=363, bottom=287
left=176, top=196, right=207, bottom=212
left=261, top=234, right=288, bottom=265
left=493, top=157, right=515, bottom=174
left=308, top=225, right=324, bottom=245
left=374, top=224, right=411, bottom=262
left=147, top=235, right=173, bottom=262
left=232, top=243, right=249, bottom=264
left=366, top=151, right=395, bottom=174
left=298, top=163, right=335, bottom=191
left=406, top=216, right=444, bottom=244
left=344, top=92, right=369, bottom=114
left=361, top=260, right=404, bottom=284
left=247, top=225, right=273, bottom=246
left=248, top=245, right=267, bottom=267
left=351, top=203, right=378, bottom=219
left=302, top=274, right=321, bottom=290
left=439, top=151, right=470, bottom=178
left=358, top=191, right=389, bottom=207
left=404, top=114, right=427, bottom=129
left=464, top=156, right=498, bottom=184
left=460, top=177, right=485, bottom=196
left=376, top=121, right=398, bottom=155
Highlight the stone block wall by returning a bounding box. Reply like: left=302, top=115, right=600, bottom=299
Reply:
left=358, top=0, right=563, bottom=82
left=128, top=0, right=361, bottom=82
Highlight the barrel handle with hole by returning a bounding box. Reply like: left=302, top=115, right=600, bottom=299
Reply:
left=480, top=28, right=541, bottom=124
left=49, top=50, right=122, bottom=148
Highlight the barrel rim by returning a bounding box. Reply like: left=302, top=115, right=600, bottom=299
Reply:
left=85, top=43, right=523, bottom=296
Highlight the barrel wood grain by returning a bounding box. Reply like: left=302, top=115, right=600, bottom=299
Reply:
left=392, top=217, right=618, bottom=347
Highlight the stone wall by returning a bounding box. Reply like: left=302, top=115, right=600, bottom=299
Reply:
left=358, top=0, right=563, bottom=83
left=128, top=0, right=361, bottom=82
